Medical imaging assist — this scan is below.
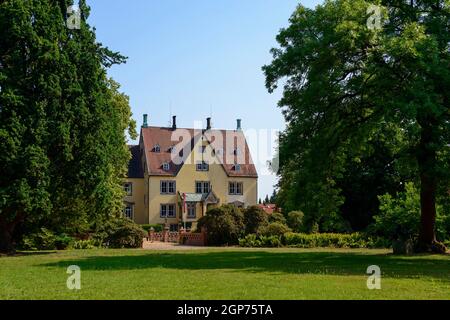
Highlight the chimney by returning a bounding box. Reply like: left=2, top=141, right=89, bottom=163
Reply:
left=172, top=115, right=177, bottom=130
left=143, top=114, right=148, bottom=128
left=236, top=119, right=242, bottom=131
left=206, top=117, right=212, bottom=130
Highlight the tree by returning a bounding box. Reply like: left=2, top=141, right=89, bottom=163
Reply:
left=197, top=205, right=245, bottom=245
left=264, top=0, right=449, bottom=252
left=287, top=211, right=305, bottom=233
left=264, top=195, right=270, bottom=205
left=0, top=0, right=134, bottom=252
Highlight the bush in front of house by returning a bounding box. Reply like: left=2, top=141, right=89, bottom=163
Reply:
left=239, top=234, right=283, bottom=248
left=91, top=216, right=146, bottom=248
left=197, top=205, right=245, bottom=246
left=258, top=222, right=292, bottom=237
left=243, top=205, right=268, bottom=235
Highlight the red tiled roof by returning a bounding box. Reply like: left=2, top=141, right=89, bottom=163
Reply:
left=140, top=126, right=258, bottom=178
left=258, top=204, right=278, bottom=214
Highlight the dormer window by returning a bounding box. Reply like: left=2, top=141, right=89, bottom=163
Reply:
left=153, top=144, right=161, bottom=153
left=233, top=164, right=241, bottom=172
left=168, top=145, right=177, bottom=153
left=162, top=162, right=170, bottom=171
left=196, top=161, right=209, bottom=172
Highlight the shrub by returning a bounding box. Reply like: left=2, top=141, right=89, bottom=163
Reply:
left=283, top=232, right=389, bottom=249
left=259, top=222, right=291, bottom=237
left=20, top=228, right=57, bottom=250
left=243, top=206, right=268, bottom=235
left=197, top=205, right=245, bottom=246
left=239, top=234, right=283, bottom=248
left=105, top=219, right=146, bottom=248
left=287, top=211, right=304, bottom=232
left=54, top=234, right=75, bottom=250
left=268, top=212, right=287, bottom=225
left=72, top=239, right=102, bottom=250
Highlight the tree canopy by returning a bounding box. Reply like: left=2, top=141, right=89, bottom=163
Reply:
left=264, top=0, right=449, bottom=252
left=0, top=0, right=135, bottom=252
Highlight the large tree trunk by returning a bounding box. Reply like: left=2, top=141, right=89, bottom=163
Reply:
left=416, top=119, right=446, bottom=253
left=0, top=223, right=15, bottom=254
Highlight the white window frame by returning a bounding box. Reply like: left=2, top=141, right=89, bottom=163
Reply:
left=195, top=181, right=210, bottom=194
left=187, top=202, right=196, bottom=219
left=162, top=162, right=170, bottom=171
left=196, top=161, right=209, bottom=172
left=124, top=204, right=133, bottom=220
left=160, top=204, right=176, bottom=218
left=124, top=182, right=133, bottom=196
left=229, top=182, right=243, bottom=195
left=160, top=180, right=176, bottom=194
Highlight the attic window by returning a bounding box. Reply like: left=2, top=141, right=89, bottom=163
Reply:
left=234, top=148, right=241, bottom=156
left=233, top=164, right=241, bottom=172
left=153, top=144, right=161, bottom=153
left=168, top=145, right=177, bottom=153
left=162, top=162, right=170, bottom=171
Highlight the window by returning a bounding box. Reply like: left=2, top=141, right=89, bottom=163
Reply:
left=162, top=162, right=170, bottom=171
left=196, top=161, right=209, bottom=171
left=187, top=202, right=196, bottom=219
left=170, top=224, right=178, bottom=232
left=160, top=204, right=176, bottom=218
left=234, top=148, right=241, bottom=156
left=229, top=182, right=243, bottom=195
left=124, top=182, right=132, bottom=196
left=233, top=164, right=241, bottom=172
left=199, top=145, right=207, bottom=153
left=160, top=181, right=176, bottom=194
left=169, top=145, right=177, bottom=153
left=195, top=181, right=210, bottom=194
left=124, top=204, right=133, bottom=220
left=153, top=144, right=161, bottom=153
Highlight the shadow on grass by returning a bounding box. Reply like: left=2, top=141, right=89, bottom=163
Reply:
left=39, top=250, right=450, bottom=281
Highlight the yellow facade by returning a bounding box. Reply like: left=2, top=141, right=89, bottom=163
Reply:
left=124, top=121, right=258, bottom=229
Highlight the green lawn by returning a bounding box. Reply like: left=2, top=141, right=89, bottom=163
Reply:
left=1, top=247, right=449, bottom=300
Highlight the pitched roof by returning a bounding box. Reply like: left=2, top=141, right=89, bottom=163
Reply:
left=127, top=145, right=144, bottom=178
left=141, top=126, right=258, bottom=178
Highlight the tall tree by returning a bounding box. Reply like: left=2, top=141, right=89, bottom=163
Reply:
left=0, top=0, right=134, bottom=252
left=264, top=0, right=449, bottom=252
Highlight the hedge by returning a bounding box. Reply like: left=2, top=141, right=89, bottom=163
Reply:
left=283, top=232, right=390, bottom=248
left=239, top=232, right=391, bottom=249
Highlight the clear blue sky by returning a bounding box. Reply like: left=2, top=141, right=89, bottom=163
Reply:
left=88, top=0, right=323, bottom=199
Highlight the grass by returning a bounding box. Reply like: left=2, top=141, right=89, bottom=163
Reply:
left=0, top=247, right=449, bottom=300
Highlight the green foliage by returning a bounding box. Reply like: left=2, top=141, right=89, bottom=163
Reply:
left=283, top=233, right=390, bottom=249
left=263, top=0, right=450, bottom=247
left=20, top=228, right=58, bottom=251
left=0, top=0, right=134, bottom=252
left=72, top=239, right=102, bottom=250
left=197, top=205, right=245, bottom=246
left=287, top=211, right=304, bottom=232
left=372, top=183, right=449, bottom=242
left=258, top=222, right=292, bottom=237
left=268, top=212, right=286, bottom=225
left=239, top=234, right=283, bottom=248
left=95, top=217, right=146, bottom=249
left=243, top=206, right=268, bottom=235
left=141, top=224, right=163, bottom=233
